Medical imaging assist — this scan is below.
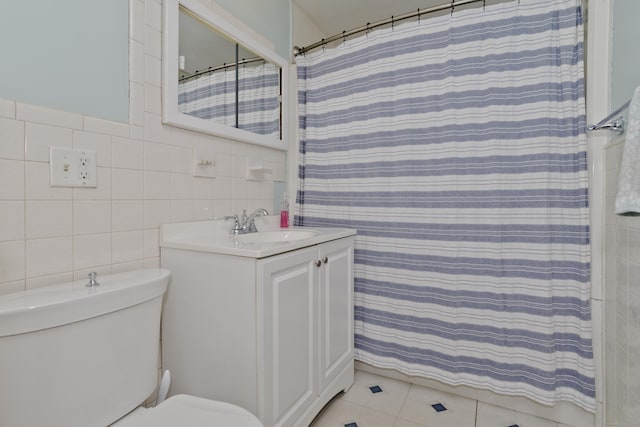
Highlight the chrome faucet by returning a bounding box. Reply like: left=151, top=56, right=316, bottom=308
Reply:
left=224, top=208, right=269, bottom=235
left=243, top=208, right=269, bottom=233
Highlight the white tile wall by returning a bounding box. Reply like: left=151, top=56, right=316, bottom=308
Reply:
left=0, top=0, right=286, bottom=295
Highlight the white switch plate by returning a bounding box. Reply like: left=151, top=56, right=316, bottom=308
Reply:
left=50, top=147, right=97, bottom=187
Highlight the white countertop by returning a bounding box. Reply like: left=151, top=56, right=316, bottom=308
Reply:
left=160, top=217, right=356, bottom=258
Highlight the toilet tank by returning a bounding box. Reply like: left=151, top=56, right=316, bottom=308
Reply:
left=0, top=269, right=171, bottom=427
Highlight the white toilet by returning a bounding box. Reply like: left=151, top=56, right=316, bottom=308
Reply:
left=0, top=268, right=263, bottom=427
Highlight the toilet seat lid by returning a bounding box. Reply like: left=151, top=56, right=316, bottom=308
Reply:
left=121, top=394, right=263, bottom=427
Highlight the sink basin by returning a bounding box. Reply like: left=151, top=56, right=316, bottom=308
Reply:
left=236, top=230, right=320, bottom=243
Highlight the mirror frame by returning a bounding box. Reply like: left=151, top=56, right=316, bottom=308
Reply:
left=163, top=0, right=289, bottom=151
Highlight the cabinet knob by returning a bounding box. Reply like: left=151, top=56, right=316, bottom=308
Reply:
left=315, top=260, right=322, bottom=267
left=322, top=257, right=328, bottom=264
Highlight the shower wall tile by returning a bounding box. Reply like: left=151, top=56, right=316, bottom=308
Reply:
left=0, top=0, right=285, bottom=298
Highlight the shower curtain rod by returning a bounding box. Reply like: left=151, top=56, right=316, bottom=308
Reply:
left=293, top=0, right=485, bottom=56
left=179, top=57, right=264, bottom=82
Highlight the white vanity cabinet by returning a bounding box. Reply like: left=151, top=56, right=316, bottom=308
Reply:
left=160, top=230, right=355, bottom=427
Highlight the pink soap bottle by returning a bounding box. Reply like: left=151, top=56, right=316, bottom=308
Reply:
left=280, top=192, right=289, bottom=228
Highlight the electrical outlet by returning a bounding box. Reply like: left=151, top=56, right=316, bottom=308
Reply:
left=50, top=147, right=97, bottom=187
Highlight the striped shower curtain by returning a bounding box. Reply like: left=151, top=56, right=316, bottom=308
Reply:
left=296, top=0, right=595, bottom=412
left=178, top=62, right=280, bottom=137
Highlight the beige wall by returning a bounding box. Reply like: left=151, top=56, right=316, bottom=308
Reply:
left=0, top=0, right=286, bottom=294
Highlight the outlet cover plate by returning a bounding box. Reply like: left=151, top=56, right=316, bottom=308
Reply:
left=50, top=147, right=97, bottom=187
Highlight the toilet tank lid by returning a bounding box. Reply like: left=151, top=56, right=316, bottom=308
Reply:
left=0, top=269, right=171, bottom=337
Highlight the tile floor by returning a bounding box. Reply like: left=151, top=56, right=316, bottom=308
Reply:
left=310, top=370, right=572, bottom=427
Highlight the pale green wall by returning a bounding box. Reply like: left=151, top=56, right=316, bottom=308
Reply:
left=0, top=0, right=290, bottom=123
left=215, top=0, right=291, bottom=60
left=0, top=0, right=129, bottom=122
left=611, top=0, right=640, bottom=107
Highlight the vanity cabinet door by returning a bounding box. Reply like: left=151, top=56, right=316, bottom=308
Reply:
left=317, top=237, right=354, bottom=393
left=259, top=246, right=317, bottom=427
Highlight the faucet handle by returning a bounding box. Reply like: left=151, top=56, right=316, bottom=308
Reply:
left=223, top=214, right=242, bottom=235
left=86, top=271, right=100, bottom=287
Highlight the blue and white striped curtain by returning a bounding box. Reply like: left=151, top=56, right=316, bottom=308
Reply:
left=178, top=62, right=280, bottom=137
left=296, top=0, right=595, bottom=412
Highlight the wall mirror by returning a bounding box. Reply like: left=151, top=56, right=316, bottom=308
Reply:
left=163, top=0, right=288, bottom=151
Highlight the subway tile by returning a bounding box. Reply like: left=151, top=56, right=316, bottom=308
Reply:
left=170, top=127, right=195, bottom=148
left=130, top=125, right=145, bottom=140
left=144, top=112, right=171, bottom=144
left=0, top=280, right=25, bottom=296
left=143, top=257, right=160, bottom=269
left=25, top=236, right=73, bottom=278
left=0, top=201, right=24, bottom=241
left=194, top=177, right=216, bottom=199
left=144, top=200, right=172, bottom=229
left=171, top=200, right=194, bottom=222
left=130, top=0, right=145, bottom=43
left=171, top=173, right=194, bottom=200
left=72, top=130, right=112, bottom=167
left=145, top=54, right=162, bottom=87
left=194, top=199, right=215, bottom=220
left=171, top=146, right=194, bottom=174
left=144, top=171, right=171, bottom=199
left=112, top=259, right=145, bottom=274
left=74, top=233, right=112, bottom=270
left=144, top=141, right=172, bottom=171
left=112, top=136, right=144, bottom=170
left=130, top=82, right=145, bottom=126
left=25, top=161, right=72, bottom=200
left=26, top=201, right=72, bottom=239
left=83, top=116, right=130, bottom=138
left=145, top=26, right=162, bottom=59
left=17, top=103, right=83, bottom=129
left=112, top=169, right=144, bottom=200
left=73, top=167, right=112, bottom=200
left=25, top=122, right=73, bottom=162
left=0, top=240, right=25, bottom=282
left=112, top=230, right=144, bottom=264
left=0, top=99, right=16, bottom=119
left=0, top=117, right=24, bottom=160
left=145, top=0, right=162, bottom=31
left=0, top=159, right=24, bottom=200
left=144, top=83, right=162, bottom=115
left=73, top=201, right=111, bottom=235
left=112, top=200, right=144, bottom=232
left=26, top=272, right=74, bottom=290
left=143, top=228, right=159, bottom=258
left=215, top=152, right=233, bottom=177
left=130, top=39, right=146, bottom=85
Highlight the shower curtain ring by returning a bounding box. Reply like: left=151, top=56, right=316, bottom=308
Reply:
left=391, top=15, right=394, bottom=30
left=342, top=30, right=346, bottom=43
left=451, top=1, right=455, bottom=16
left=417, top=9, right=420, bottom=24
